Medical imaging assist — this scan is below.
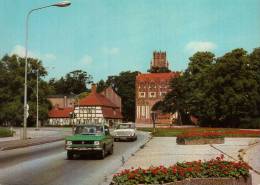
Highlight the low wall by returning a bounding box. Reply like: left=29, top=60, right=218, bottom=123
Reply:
left=139, top=175, right=251, bottom=185
left=176, top=137, right=224, bottom=145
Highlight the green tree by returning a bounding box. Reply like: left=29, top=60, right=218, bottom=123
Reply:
left=0, top=54, right=52, bottom=126
left=249, top=47, right=260, bottom=115
left=211, top=49, right=259, bottom=126
left=98, top=71, right=139, bottom=121
left=49, top=70, right=93, bottom=95
left=96, top=79, right=107, bottom=93
left=159, top=49, right=260, bottom=127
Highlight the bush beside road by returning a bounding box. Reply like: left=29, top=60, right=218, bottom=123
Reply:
left=0, top=127, right=14, bottom=138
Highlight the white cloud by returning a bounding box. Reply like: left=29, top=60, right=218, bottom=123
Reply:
left=186, top=41, right=216, bottom=53
left=81, top=54, right=93, bottom=65
left=11, top=45, right=37, bottom=58
left=103, top=47, right=120, bottom=55
left=10, top=44, right=56, bottom=61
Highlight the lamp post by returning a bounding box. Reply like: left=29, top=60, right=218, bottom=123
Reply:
left=23, top=1, right=71, bottom=140
left=70, top=92, right=80, bottom=124
left=36, top=68, right=39, bottom=130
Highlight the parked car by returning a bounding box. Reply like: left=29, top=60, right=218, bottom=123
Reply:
left=113, top=122, right=137, bottom=141
left=65, top=124, right=113, bottom=160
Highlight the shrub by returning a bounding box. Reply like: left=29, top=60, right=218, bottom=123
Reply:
left=111, top=155, right=251, bottom=185
left=0, top=127, right=14, bottom=137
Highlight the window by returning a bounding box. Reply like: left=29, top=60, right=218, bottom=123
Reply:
left=139, top=92, right=145, bottom=98
left=149, top=92, right=156, bottom=98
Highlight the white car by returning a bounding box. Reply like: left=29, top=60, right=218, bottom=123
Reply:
left=113, top=122, right=137, bottom=141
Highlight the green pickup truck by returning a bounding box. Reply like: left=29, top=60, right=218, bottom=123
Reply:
left=65, top=124, right=113, bottom=160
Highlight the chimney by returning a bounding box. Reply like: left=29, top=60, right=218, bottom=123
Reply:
left=91, top=84, right=97, bottom=93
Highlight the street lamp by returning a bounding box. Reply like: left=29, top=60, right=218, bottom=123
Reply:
left=70, top=92, right=80, bottom=133
left=36, top=68, right=39, bottom=130
left=23, top=1, right=71, bottom=140
left=70, top=92, right=80, bottom=123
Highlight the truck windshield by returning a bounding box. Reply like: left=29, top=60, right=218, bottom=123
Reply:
left=75, top=125, right=103, bottom=135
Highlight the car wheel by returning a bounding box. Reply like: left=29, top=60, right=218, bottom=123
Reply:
left=99, top=147, right=106, bottom=159
left=67, top=151, right=74, bottom=160
left=114, top=138, right=118, bottom=142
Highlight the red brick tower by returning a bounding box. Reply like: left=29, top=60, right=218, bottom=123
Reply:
left=136, top=51, right=179, bottom=124
left=150, top=51, right=169, bottom=70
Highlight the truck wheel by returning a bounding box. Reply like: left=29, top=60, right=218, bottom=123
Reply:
left=67, top=151, right=74, bottom=160
left=99, top=147, right=105, bottom=159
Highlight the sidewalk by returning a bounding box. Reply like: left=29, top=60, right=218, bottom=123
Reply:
left=244, top=142, right=260, bottom=185
left=0, top=127, right=72, bottom=151
left=116, top=137, right=260, bottom=185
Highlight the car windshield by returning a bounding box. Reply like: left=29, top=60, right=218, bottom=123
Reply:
left=75, top=125, right=103, bottom=135
left=117, top=124, right=134, bottom=129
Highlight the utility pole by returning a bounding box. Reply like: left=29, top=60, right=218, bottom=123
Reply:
left=36, top=69, right=39, bottom=130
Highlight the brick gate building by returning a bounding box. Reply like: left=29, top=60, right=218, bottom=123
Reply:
left=135, top=51, right=179, bottom=124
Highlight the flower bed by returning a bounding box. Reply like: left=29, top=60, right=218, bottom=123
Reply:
left=176, top=132, right=224, bottom=145
left=138, top=127, right=260, bottom=138
left=111, top=155, right=251, bottom=185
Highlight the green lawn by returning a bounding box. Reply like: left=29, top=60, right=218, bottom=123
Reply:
left=138, top=127, right=260, bottom=137
left=0, top=127, right=14, bottom=138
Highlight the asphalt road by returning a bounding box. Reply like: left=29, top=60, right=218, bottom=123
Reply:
left=0, top=131, right=150, bottom=185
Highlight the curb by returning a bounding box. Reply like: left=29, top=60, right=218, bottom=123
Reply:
left=0, top=136, right=65, bottom=151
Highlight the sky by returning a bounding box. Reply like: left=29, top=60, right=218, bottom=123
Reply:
left=0, top=0, right=260, bottom=82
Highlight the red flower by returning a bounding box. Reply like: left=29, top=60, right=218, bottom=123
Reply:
left=187, top=167, right=192, bottom=172
left=128, top=173, right=135, bottom=179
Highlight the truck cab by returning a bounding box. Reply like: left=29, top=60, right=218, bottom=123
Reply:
left=65, top=124, right=113, bottom=159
